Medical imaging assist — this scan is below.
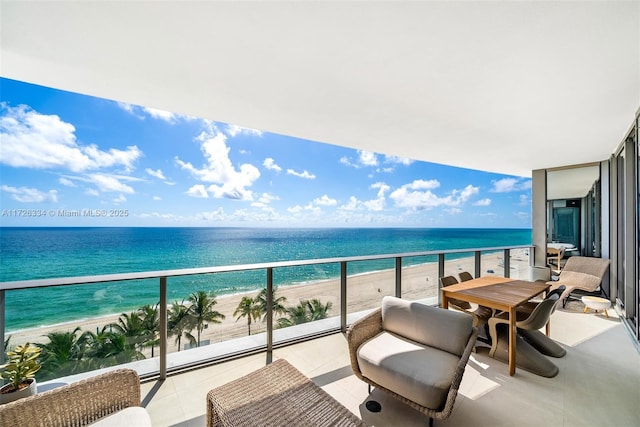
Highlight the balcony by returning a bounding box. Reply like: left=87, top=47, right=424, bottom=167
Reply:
left=2, top=246, right=639, bottom=426
left=140, top=306, right=640, bottom=426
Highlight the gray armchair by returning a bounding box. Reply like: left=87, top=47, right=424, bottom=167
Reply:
left=347, top=296, right=478, bottom=426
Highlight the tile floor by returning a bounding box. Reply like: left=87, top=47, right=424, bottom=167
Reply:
left=141, top=305, right=640, bottom=427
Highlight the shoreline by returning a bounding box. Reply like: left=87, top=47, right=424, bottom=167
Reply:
left=6, top=250, right=531, bottom=353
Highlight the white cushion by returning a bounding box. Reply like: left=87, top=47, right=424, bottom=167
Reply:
left=89, top=406, right=152, bottom=426
left=357, top=331, right=460, bottom=409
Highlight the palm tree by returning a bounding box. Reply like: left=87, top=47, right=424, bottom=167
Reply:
left=256, top=287, right=288, bottom=321
left=139, top=304, right=159, bottom=357
left=83, top=327, right=144, bottom=368
left=307, top=298, right=333, bottom=320
left=37, top=327, right=88, bottom=380
left=168, top=300, right=196, bottom=351
left=108, top=311, right=148, bottom=352
left=187, top=291, right=225, bottom=347
left=233, top=296, right=261, bottom=335
left=277, top=299, right=333, bottom=328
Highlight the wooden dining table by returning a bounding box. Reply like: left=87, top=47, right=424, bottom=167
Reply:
left=441, top=276, right=550, bottom=376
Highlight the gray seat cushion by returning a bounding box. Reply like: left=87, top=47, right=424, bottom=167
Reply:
left=357, top=331, right=460, bottom=410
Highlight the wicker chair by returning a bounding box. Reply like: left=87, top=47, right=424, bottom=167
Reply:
left=347, top=296, right=478, bottom=426
left=0, top=369, right=150, bottom=426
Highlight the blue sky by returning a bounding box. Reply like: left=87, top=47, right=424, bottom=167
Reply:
left=0, top=78, right=531, bottom=228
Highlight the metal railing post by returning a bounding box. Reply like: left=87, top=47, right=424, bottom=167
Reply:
left=503, top=249, right=511, bottom=278
left=474, top=251, right=481, bottom=278
left=340, top=261, right=347, bottom=333
left=159, top=277, right=167, bottom=380
left=266, top=268, right=273, bottom=364
left=437, top=254, right=445, bottom=306
left=0, top=290, right=5, bottom=365
left=395, top=257, right=402, bottom=298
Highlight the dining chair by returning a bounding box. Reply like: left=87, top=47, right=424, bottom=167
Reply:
left=458, top=271, right=474, bottom=282
left=440, top=276, right=492, bottom=338
left=488, top=294, right=562, bottom=377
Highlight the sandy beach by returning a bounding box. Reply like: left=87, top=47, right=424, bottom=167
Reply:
left=6, top=250, right=531, bottom=354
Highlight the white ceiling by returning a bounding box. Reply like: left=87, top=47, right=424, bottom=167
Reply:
left=1, top=1, right=638, bottom=178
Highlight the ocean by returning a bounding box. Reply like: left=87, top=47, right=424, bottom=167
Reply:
left=0, top=227, right=531, bottom=332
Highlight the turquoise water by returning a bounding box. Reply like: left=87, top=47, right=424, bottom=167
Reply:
left=0, top=227, right=531, bottom=331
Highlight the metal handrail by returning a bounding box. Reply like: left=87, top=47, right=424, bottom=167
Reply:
left=0, top=244, right=534, bottom=379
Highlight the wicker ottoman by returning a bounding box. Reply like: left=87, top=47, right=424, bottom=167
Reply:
left=207, top=359, right=365, bottom=427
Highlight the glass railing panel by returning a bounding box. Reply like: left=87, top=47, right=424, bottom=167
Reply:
left=442, top=251, right=475, bottom=281
left=401, top=254, right=439, bottom=301
left=4, top=278, right=159, bottom=381
left=346, top=259, right=395, bottom=315
left=271, top=263, right=341, bottom=343
left=480, top=250, right=505, bottom=277
left=509, top=248, right=534, bottom=280
left=166, top=271, right=268, bottom=355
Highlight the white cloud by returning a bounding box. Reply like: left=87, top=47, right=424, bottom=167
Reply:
left=358, top=150, right=378, bottom=166
left=340, top=156, right=357, bottom=168
left=384, top=155, right=414, bottom=166
left=339, top=196, right=362, bottom=211
left=314, top=194, right=337, bottom=206
left=473, top=198, right=492, bottom=206
left=1, top=185, right=58, bottom=203
left=263, top=158, right=282, bottom=172
left=145, top=168, right=166, bottom=180
left=176, top=128, right=260, bottom=200
left=186, top=184, right=209, bottom=198
left=88, top=173, right=136, bottom=194
left=196, top=208, right=226, bottom=221
left=225, top=124, right=263, bottom=138
left=444, top=208, right=463, bottom=215
left=371, top=182, right=390, bottom=198
left=143, top=107, right=179, bottom=123
left=117, top=102, right=185, bottom=124
left=286, top=169, right=316, bottom=179
left=153, top=196, right=162, bottom=201
left=1, top=104, right=142, bottom=173
left=112, top=194, right=127, bottom=204
left=58, top=177, right=76, bottom=187
left=491, top=177, right=532, bottom=193
left=287, top=203, right=320, bottom=214
left=363, top=197, right=385, bottom=211
left=389, top=180, right=479, bottom=211
left=257, top=193, right=279, bottom=204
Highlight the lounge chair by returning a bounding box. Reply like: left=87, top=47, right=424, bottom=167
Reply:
left=347, top=296, right=477, bottom=426
left=546, top=256, right=610, bottom=307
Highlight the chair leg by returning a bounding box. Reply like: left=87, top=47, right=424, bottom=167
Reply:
left=429, top=417, right=434, bottom=427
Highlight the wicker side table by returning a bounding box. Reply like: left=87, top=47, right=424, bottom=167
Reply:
left=207, top=359, right=365, bottom=427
